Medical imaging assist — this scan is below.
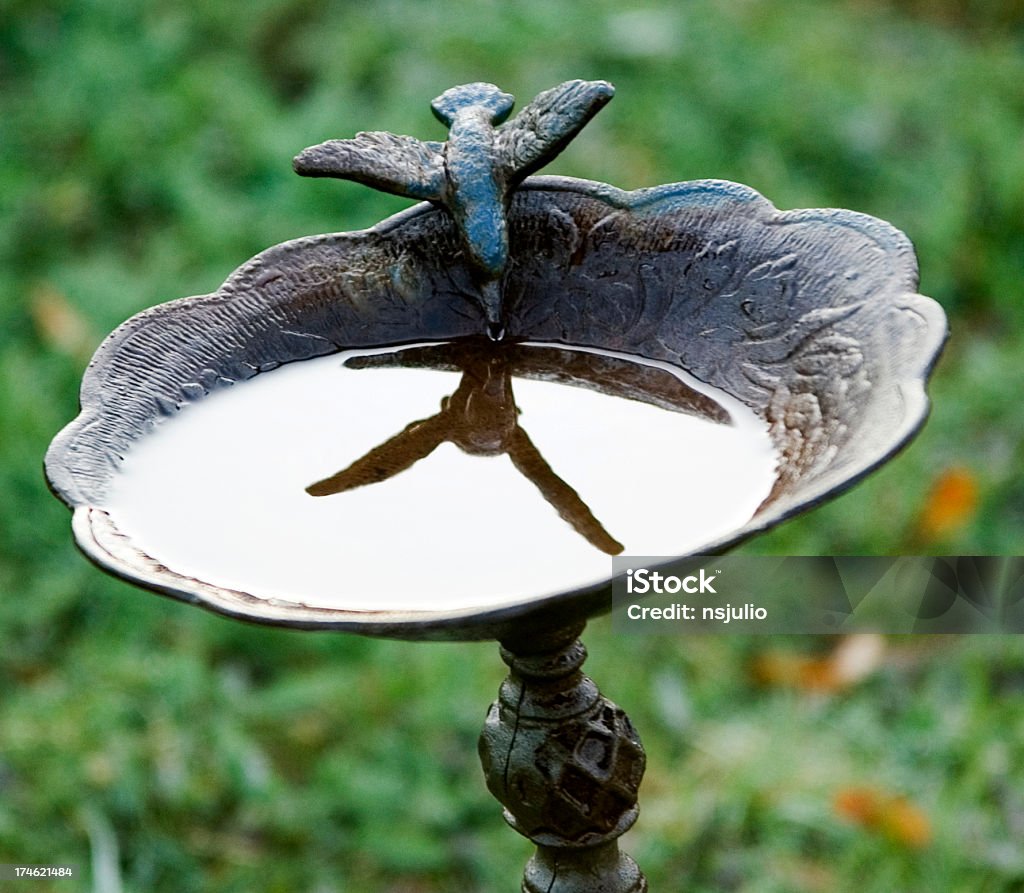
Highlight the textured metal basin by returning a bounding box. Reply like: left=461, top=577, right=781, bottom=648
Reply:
left=45, top=175, right=947, bottom=640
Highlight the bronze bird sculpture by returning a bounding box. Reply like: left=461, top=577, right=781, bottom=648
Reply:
left=293, top=79, right=614, bottom=337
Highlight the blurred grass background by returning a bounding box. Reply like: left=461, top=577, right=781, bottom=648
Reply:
left=2, top=1, right=1023, bottom=890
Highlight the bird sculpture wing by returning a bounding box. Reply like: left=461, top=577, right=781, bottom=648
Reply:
left=293, top=131, right=447, bottom=202
left=496, top=79, right=615, bottom=184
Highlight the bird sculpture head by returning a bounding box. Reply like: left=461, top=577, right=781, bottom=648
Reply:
left=430, top=82, right=515, bottom=127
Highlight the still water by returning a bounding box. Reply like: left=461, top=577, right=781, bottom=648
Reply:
left=106, top=342, right=779, bottom=611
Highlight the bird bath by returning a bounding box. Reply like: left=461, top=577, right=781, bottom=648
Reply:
left=46, top=81, right=946, bottom=891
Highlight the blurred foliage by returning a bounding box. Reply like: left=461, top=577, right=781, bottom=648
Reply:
left=1, top=0, right=1023, bottom=890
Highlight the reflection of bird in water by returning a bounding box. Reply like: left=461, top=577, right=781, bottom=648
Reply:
left=306, top=339, right=623, bottom=555
left=293, top=80, right=614, bottom=337
left=307, top=339, right=732, bottom=557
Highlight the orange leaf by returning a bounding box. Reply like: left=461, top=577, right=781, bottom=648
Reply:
left=751, top=635, right=885, bottom=694
left=834, top=786, right=880, bottom=823
left=916, top=466, right=979, bottom=542
left=834, top=786, right=932, bottom=848
left=29, top=283, right=96, bottom=363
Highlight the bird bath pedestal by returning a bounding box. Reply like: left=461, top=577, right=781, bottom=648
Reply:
left=46, top=81, right=946, bottom=891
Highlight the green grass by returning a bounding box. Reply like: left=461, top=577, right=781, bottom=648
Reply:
left=2, top=1, right=1024, bottom=890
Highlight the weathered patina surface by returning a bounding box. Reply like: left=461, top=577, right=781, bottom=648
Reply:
left=480, top=624, right=647, bottom=892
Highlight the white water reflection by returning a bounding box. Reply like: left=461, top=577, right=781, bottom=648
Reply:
left=106, top=344, right=779, bottom=611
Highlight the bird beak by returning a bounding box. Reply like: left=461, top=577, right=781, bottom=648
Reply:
left=480, top=281, right=505, bottom=341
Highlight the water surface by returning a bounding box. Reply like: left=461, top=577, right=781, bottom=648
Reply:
left=106, top=342, right=779, bottom=611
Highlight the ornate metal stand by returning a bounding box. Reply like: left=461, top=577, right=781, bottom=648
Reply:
left=480, top=623, right=647, bottom=892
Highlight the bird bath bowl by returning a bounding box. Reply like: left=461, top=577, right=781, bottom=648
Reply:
left=46, top=81, right=946, bottom=891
